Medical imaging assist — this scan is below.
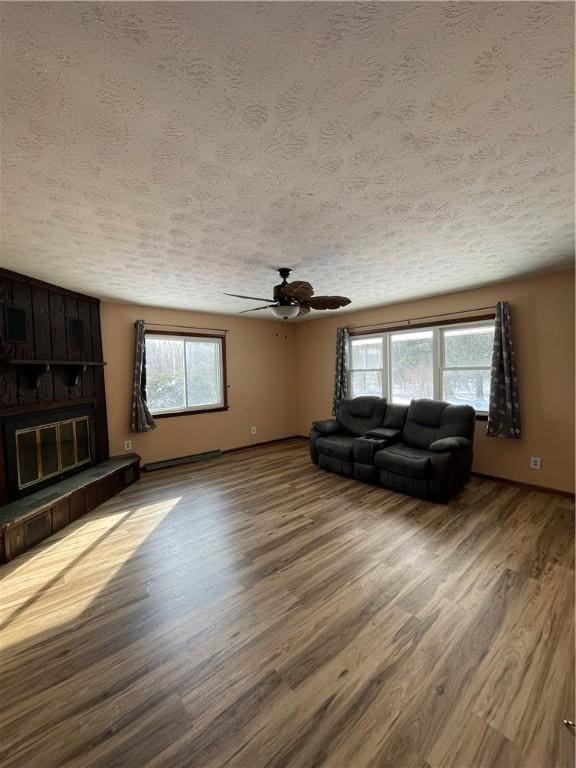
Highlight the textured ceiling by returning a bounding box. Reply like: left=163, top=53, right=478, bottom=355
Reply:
left=1, top=2, right=574, bottom=319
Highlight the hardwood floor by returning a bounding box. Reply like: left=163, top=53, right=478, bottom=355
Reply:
left=1, top=439, right=574, bottom=768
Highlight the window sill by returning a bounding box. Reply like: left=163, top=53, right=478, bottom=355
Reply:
left=475, top=413, right=488, bottom=422
left=152, top=406, right=229, bottom=419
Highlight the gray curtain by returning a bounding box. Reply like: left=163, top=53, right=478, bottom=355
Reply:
left=486, top=301, right=521, bottom=438
left=130, top=320, right=156, bottom=433
left=332, top=327, right=350, bottom=415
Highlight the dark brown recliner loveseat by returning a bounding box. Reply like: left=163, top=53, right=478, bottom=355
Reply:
left=310, top=396, right=475, bottom=502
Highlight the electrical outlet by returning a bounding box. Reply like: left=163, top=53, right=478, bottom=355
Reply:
left=124, top=440, right=132, bottom=451
left=250, top=426, right=257, bottom=435
left=530, top=456, right=542, bottom=470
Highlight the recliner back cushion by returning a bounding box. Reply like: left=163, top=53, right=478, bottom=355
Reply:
left=337, top=397, right=387, bottom=437
left=439, top=404, right=476, bottom=442
left=383, top=403, right=408, bottom=430
left=402, top=399, right=475, bottom=449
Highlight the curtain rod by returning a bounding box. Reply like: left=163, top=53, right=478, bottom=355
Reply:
left=144, top=322, right=229, bottom=334
left=349, top=305, right=495, bottom=332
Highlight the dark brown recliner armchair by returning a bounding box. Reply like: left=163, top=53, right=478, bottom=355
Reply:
left=309, top=396, right=390, bottom=477
left=309, top=397, right=475, bottom=502
left=373, top=399, right=475, bottom=501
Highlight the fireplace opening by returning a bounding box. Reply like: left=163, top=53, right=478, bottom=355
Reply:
left=16, top=416, right=92, bottom=490
left=3, top=406, right=96, bottom=501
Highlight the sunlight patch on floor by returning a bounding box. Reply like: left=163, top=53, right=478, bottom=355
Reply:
left=0, top=495, right=182, bottom=646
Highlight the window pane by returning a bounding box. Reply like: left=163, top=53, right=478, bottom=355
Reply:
left=145, top=338, right=186, bottom=412
left=443, top=369, right=490, bottom=412
left=185, top=340, right=222, bottom=407
left=351, top=370, right=383, bottom=398
left=443, top=325, right=494, bottom=367
left=390, top=330, right=433, bottom=404
left=351, top=337, right=383, bottom=370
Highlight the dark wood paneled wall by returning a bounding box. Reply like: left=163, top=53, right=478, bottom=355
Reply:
left=0, top=268, right=109, bottom=505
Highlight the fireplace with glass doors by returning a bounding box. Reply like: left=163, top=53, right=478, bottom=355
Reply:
left=3, top=405, right=96, bottom=502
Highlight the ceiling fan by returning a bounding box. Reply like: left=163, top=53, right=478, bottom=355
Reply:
left=225, top=268, right=351, bottom=319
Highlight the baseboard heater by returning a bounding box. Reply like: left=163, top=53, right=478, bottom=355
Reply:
left=143, top=450, right=221, bottom=472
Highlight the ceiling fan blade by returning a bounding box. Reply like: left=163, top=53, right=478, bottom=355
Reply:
left=223, top=293, right=275, bottom=302
left=239, top=305, right=276, bottom=313
left=308, top=295, right=351, bottom=310
left=297, top=305, right=311, bottom=317
left=280, top=281, right=314, bottom=301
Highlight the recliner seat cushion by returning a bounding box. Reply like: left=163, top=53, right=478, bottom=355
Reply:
left=374, top=443, right=432, bottom=479
left=316, top=435, right=356, bottom=460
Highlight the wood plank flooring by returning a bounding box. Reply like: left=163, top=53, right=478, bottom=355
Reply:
left=0, top=439, right=574, bottom=768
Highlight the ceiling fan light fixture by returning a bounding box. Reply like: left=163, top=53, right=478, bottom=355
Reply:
left=271, top=304, right=299, bottom=320
left=226, top=268, right=351, bottom=317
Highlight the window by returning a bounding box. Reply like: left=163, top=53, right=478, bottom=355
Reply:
left=349, top=336, right=384, bottom=398
left=349, top=319, right=495, bottom=414
left=390, top=330, right=434, bottom=404
left=145, top=333, right=226, bottom=415
left=441, top=325, right=494, bottom=413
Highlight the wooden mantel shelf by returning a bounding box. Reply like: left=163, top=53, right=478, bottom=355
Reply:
left=6, top=360, right=107, bottom=389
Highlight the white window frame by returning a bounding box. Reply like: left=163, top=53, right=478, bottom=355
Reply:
left=348, top=319, right=494, bottom=415
left=347, top=332, right=387, bottom=401
left=145, top=333, right=226, bottom=416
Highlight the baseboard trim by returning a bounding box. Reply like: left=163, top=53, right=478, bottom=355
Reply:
left=223, top=436, right=307, bottom=454
left=143, top=442, right=573, bottom=498
left=471, top=471, right=574, bottom=499
left=144, top=450, right=221, bottom=472
left=141, top=437, right=307, bottom=473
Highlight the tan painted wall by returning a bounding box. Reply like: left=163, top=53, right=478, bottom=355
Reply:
left=294, top=269, right=575, bottom=493
left=102, top=269, right=574, bottom=492
left=101, top=302, right=297, bottom=465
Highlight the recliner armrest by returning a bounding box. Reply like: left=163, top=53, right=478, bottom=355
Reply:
left=429, top=437, right=472, bottom=453
left=312, top=419, right=341, bottom=436
left=365, top=427, right=402, bottom=441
